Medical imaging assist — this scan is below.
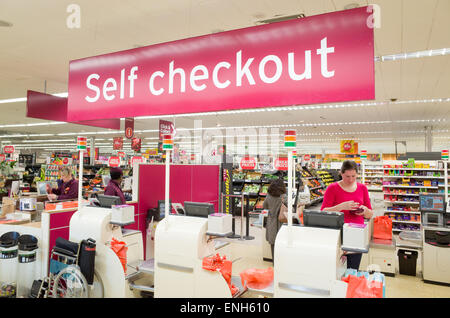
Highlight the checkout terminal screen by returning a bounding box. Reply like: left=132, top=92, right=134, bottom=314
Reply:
left=419, top=194, right=446, bottom=213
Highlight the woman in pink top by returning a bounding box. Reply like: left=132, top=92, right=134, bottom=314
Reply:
left=321, top=160, right=373, bottom=270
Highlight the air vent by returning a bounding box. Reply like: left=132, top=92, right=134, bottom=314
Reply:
left=256, top=13, right=306, bottom=25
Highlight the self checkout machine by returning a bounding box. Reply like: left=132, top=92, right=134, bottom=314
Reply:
left=154, top=201, right=239, bottom=298
left=274, top=210, right=370, bottom=298
left=69, top=194, right=144, bottom=297
left=419, top=193, right=450, bottom=284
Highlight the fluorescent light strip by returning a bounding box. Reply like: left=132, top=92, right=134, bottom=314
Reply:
left=376, top=48, right=450, bottom=62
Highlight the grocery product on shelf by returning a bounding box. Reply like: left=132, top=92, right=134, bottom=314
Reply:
left=232, top=171, right=246, bottom=181
left=245, top=172, right=262, bottom=182
left=259, top=184, right=269, bottom=196
left=382, top=160, right=444, bottom=234
left=242, top=184, right=260, bottom=195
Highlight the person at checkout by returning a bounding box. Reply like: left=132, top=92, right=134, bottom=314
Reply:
left=104, top=167, right=126, bottom=204
left=46, top=167, right=79, bottom=201
left=320, top=160, right=373, bottom=270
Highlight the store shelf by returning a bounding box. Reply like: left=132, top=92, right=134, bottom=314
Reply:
left=382, top=185, right=438, bottom=189
left=393, top=229, right=420, bottom=233
left=382, top=175, right=444, bottom=179
left=384, top=201, right=419, bottom=205
left=309, top=186, right=323, bottom=190
left=385, top=210, right=421, bottom=215
left=383, top=168, right=443, bottom=171
left=383, top=193, right=420, bottom=196
left=391, top=220, right=421, bottom=225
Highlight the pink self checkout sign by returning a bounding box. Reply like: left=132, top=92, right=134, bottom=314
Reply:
left=66, top=7, right=374, bottom=121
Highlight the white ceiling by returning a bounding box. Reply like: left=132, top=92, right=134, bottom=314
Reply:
left=0, top=0, right=449, bottom=155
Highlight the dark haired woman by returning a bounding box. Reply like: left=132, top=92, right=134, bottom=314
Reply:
left=321, top=160, right=373, bottom=270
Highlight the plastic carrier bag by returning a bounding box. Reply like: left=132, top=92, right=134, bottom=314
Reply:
left=240, top=267, right=274, bottom=290
left=342, top=270, right=384, bottom=298
left=110, top=238, right=127, bottom=274
left=202, top=253, right=239, bottom=296
left=373, top=216, right=393, bottom=240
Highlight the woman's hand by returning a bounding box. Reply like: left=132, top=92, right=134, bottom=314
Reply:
left=47, top=194, right=57, bottom=201
left=355, top=205, right=373, bottom=219
left=337, top=200, right=360, bottom=211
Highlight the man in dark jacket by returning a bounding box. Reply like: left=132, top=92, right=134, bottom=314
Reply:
left=47, top=167, right=78, bottom=200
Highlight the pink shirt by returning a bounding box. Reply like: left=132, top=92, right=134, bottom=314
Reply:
left=320, top=182, right=372, bottom=224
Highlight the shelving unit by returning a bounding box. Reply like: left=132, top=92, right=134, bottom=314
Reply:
left=382, top=160, right=446, bottom=234
left=41, top=164, right=77, bottom=181
left=362, top=162, right=384, bottom=191
left=300, top=167, right=326, bottom=206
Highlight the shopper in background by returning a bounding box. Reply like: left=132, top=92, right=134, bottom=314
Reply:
left=321, top=160, right=373, bottom=270
left=262, top=179, right=291, bottom=262
left=104, top=167, right=126, bottom=204
left=46, top=167, right=79, bottom=201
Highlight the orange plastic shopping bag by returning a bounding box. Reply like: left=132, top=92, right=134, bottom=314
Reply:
left=202, top=253, right=239, bottom=296
left=240, top=267, right=274, bottom=290
left=373, top=216, right=392, bottom=240
left=342, top=275, right=383, bottom=298
left=110, top=238, right=128, bottom=274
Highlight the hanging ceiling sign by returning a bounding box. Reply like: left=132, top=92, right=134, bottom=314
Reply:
left=66, top=7, right=374, bottom=121
left=240, top=156, right=257, bottom=170
left=3, top=146, right=15, bottom=154
left=274, top=157, right=288, bottom=171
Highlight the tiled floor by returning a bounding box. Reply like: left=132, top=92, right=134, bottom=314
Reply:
left=216, top=217, right=450, bottom=298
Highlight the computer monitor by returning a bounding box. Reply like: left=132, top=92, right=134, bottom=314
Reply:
left=158, top=199, right=172, bottom=218
left=303, top=210, right=344, bottom=229
left=419, top=193, right=446, bottom=214
left=10, top=181, right=20, bottom=197
left=102, top=175, right=111, bottom=187
left=36, top=181, right=57, bottom=196
left=96, top=194, right=122, bottom=208
left=183, top=201, right=215, bottom=218
left=123, top=177, right=132, bottom=191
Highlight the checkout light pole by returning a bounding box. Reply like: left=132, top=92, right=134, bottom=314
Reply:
left=284, top=130, right=296, bottom=246
left=77, top=136, right=87, bottom=212
left=163, top=134, right=174, bottom=225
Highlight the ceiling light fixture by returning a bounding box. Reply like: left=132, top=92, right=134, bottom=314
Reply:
left=376, top=48, right=450, bottom=62
left=0, top=20, right=13, bottom=27
left=256, top=13, right=306, bottom=25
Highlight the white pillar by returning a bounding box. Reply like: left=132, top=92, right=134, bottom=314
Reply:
left=90, top=137, right=95, bottom=165
left=425, top=126, right=433, bottom=152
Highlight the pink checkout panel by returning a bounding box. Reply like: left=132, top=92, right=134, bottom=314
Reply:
left=47, top=202, right=139, bottom=273
left=137, top=164, right=221, bottom=216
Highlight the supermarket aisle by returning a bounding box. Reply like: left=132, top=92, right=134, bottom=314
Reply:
left=217, top=216, right=450, bottom=298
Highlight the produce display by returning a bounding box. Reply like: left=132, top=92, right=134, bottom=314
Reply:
left=243, top=184, right=260, bottom=194
left=233, top=171, right=246, bottom=181
left=245, top=172, right=262, bottom=181
left=306, top=178, right=322, bottom=188
left=262, top=174, right=278, bottom=182
left=316, top=170, right=335, bottom=187
left=259, top=184, right=269, bottom=195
